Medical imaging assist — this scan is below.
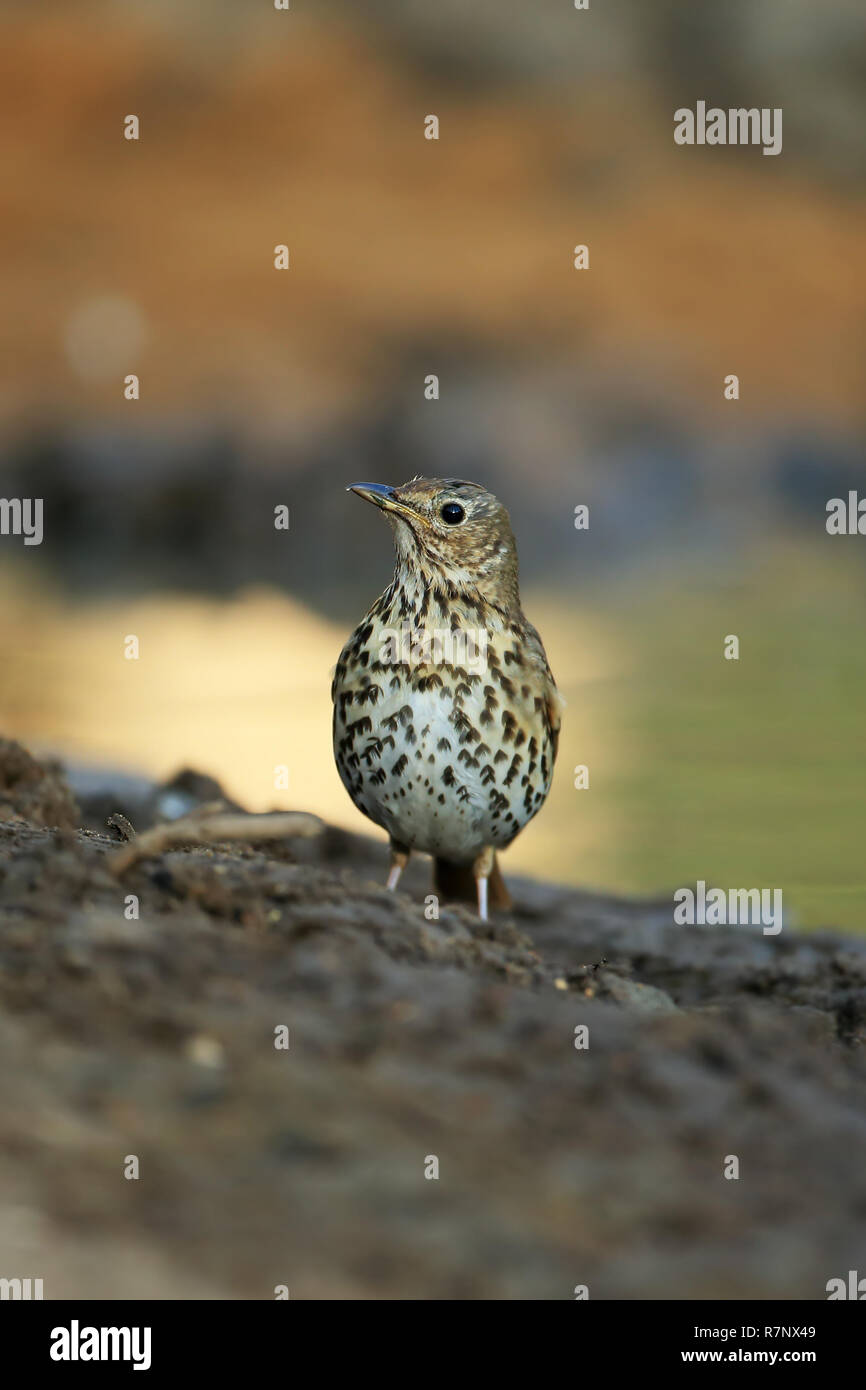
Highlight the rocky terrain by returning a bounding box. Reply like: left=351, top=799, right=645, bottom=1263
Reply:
left=0, top=738, right=863, bottom=1299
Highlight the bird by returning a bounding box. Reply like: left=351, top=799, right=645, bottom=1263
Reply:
left=332, top=477, right=563, bottom=920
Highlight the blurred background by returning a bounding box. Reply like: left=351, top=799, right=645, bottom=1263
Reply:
left=1, top=0, right=865, bottom=927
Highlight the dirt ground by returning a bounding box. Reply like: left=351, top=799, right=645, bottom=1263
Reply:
left=0, top=739, right=864, bottom=1300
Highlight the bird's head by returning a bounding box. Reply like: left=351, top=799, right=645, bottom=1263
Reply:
left=348, top=476, right=519, bottom=610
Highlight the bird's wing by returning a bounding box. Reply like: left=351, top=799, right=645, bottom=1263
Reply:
left=521, top=619, right=564, bottom=762
left=545, top=678, right=566, bottom=762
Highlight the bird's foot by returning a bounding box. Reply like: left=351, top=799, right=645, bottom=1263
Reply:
left=473, top=845, right=496, bottom=922
left=385, top=842, right=410, bottom=892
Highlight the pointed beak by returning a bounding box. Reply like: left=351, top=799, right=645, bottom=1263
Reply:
left=348, top=482, right=398, bottom=509
left=347, top=483, right=429, bottom=527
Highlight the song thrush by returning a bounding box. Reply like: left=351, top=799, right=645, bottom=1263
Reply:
left=332, top=477, right=563, bottom=919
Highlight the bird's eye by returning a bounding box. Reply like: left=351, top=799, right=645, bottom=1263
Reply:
left=440, top=502, right=465, bottom=525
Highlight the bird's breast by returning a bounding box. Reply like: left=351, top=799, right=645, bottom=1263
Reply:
left=332, top=612, right=555, bottom=861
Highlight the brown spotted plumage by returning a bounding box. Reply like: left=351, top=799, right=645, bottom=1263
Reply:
left=332, top=477, right=563, bottom=919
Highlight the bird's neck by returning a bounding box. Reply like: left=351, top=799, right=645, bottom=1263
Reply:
left=384, top=559, right=517, bottom=630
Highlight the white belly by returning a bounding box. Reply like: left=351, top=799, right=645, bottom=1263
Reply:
left=334, top=678, right=549, bottom=863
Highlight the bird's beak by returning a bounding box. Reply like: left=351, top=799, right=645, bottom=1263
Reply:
left=347, top=483, right=428, bottom=526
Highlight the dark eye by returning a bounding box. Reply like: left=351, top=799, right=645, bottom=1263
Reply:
left=440, top=502, right=465, bottom=525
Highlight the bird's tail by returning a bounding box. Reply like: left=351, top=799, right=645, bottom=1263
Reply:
left=433, top=854, right=512, bottom=910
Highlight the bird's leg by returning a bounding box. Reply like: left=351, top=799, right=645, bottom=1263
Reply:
left=473, top=845, right=495, bottom=922
left=386, top=840, right=411, bottom=892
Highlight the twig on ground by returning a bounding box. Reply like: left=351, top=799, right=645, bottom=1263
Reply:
left=106, top=802, right=323, bottom=875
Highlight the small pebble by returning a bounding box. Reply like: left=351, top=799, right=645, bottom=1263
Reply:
left=185, top=1034, right=225, bottom=1068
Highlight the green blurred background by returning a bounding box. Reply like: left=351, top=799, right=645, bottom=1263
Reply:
left=1, top=0, right=865, bottom=926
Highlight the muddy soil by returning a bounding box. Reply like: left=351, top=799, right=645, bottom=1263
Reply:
left=0, top=740, right=864, bottom=1299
